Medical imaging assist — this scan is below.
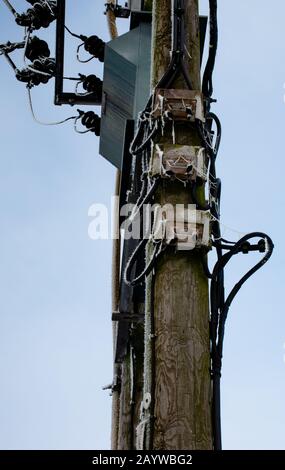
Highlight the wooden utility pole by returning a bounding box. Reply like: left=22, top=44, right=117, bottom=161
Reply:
left=149, top=0, right=213, bottom=449
left=114, top=0, right=213, bottom=451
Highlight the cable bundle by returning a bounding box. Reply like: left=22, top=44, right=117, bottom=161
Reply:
left=122, top=0, right=274, bottom=451
left=16, top=57, right=55, bottom=85
left=210, top=233, right=274, bottom=449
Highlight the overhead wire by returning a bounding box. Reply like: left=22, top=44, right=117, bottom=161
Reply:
left=76, top=43, right=97, bottom=63
left=27, top=86, right=78, bottom=126
left=64, top=25, right=83, bottom=40
left=210, top=233, right=274, bottom=450
left=64, top=25, right=105, bottom=63
left=202, top=0, right=218, bottom=100
left=1, top=0, right=18, bottom=17
left=124, top=238, right=158, bottom=287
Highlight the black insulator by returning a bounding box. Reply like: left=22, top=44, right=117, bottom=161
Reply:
left=25, top=36, right=50, bottom=62
left=32, top=57, right=56, bottom=76
left=16, top=57, right=55, bottom=86
left=80, top=74, right=103, bottom=96
left=15, top=69, right=34, bottom=84
left=84, top=36, right=105, bottom=62
left=16, top=2, right=57, bottom=30
left=258, top=239, right=266, bottom=253
left=241, top=241, right=251, bottom=254
left=79, top=110, right=101, bottom=136
left=16, top=69, right=45, bottom=86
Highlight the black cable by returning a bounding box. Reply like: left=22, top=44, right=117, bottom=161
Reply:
left=137, top=177, right=160, bottom=211
left=156, top=0, right=193, bottom=90
left=197, top=112, right=222, bottom=160
left=129, top=0, right=196, bottom=162
left=218, top=238, right=236, bottom=245
left=64, top=26, right=105, bottom=63
left=122, top=176, right=161, bottom=280
left=130, top=122, right=158, bottom=156
left=210, top=233, right=274, bottom=450
left=64, top=25, right=84, bottom=40
left=133, top=172, right=148, bottom=214
left=202, top=0, right=218, bottom=99
left=201, top=252, right=213, bottom=279
left=27, top=86, right=78, bottom=126
left=207, top=112, right=222, bottom=157
left=81, top=35, right=105, bottom=63
left=124, top=240, right=161, bottom=287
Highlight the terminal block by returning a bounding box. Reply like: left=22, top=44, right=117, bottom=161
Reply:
left=150, top=144, right=208, bottom=182
left=153, top=89, right=205, bottom=122
left=152, top=206, right=211, bottom=251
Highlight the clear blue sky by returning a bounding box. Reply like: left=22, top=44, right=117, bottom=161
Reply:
left=0, top=0, right=284, bottom=450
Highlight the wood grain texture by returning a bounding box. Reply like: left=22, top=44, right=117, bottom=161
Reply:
left=153, top=253, right=212, bottom=449
left=111, top=170, right=121, bottom=449
left=151, top=0, right=172, bottom=89
left=150, top=0, right=213, bottom=450
left=117, top=325, right=145, bottom=450
left=132, top=323, right=145, bottom=449
left=118, top=356, right=132, bottom=450
left=183, top=0, right=201, bottom=90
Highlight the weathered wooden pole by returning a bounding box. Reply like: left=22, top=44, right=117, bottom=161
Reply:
left=113, top=0, right=213, bottom=451
left=150, top=0, right=213, bottom=449
left=106, top=0, right=122, bottom=449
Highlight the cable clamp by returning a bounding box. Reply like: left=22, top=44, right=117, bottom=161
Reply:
left=105, top=3, right=130, bottom=18
left=102, top=375, right=121, bottom=395
left=152, top=206, right=212, bottom=251
left=152, top=89, right=205, bottom=123
left=150, top=144, right=208, bottom=182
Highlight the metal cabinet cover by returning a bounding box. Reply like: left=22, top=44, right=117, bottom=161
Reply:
left=99, top=23, right=151, bottom=169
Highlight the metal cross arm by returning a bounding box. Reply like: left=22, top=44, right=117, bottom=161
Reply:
left=54, top=0, right=103, bottom=106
